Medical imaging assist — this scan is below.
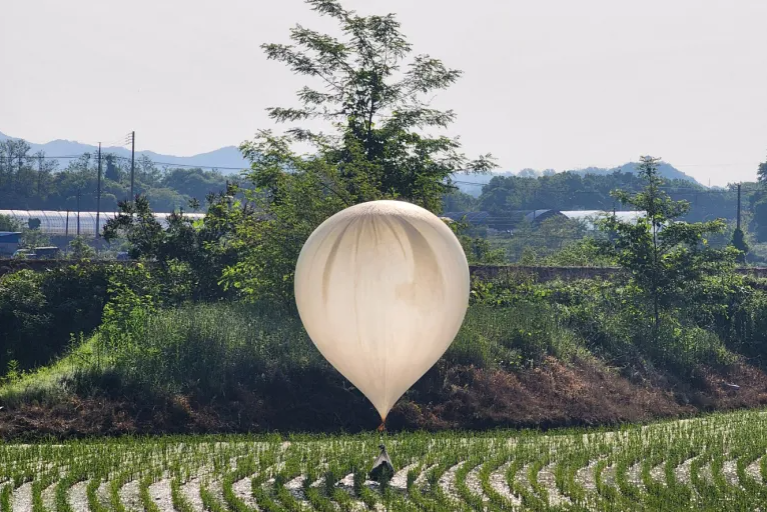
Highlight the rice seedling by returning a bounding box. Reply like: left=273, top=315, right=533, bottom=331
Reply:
left=2, top=410, right=767, bottom=510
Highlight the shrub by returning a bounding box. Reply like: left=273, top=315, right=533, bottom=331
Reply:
left=0, top=266, right=109, bottom=371
left=98, top=301, right=324, bottom=398
left=0, top=261, right=204, bottom=375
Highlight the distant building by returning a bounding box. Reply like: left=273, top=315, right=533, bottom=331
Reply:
left=0, top=232, right=21, bottom=256
left=523, top=210, right=561, bottom=223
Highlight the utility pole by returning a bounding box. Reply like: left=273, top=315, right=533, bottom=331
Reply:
left=130, top=131, right=135, bottom=201
left=96, top=142, right=102, bottom=240
left=737, top=183, right=742, bottom=230
left=17, top=154, right=22, bottom=190
left=37, top=153, right=43, bottom=196
left=76, top=191, right=81, bottom=237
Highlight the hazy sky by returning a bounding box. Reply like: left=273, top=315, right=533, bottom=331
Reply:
left=2, top=0, right=766, bottom=186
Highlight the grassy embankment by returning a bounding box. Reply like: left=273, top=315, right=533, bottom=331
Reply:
left=2, top=277, right=766, bottom=438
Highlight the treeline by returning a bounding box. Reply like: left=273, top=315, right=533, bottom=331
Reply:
left=444, top=170, right=767, bottom=246
left=0, top=139, right=233, bottom=212
left=450, top=171, right=742, bottom=221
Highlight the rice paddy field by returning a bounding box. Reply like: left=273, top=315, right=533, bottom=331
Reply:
left=3, top=409, right=767, bottom=512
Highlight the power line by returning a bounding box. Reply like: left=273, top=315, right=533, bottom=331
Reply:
left=111, top=156, right=246, bottom=171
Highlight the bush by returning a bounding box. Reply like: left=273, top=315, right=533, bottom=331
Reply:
left=472, top=274, right=738, bottom=376
left=98, top=301, right=325, bottom=398
left=0, top=261, right=205, bottom=375
left=89, top=291, right=587, bottom=401
left=0, top=265, right=110, bottom=371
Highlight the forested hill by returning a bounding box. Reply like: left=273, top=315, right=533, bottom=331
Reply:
left=0, top=131, right=248, bottom=173
left=445, top=170, right=750, bottom=225
left=452, top=161, right=701, bottom=197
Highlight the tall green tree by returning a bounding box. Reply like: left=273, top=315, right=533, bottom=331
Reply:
left=597, top=156, right=734, bottom=333
left=752, top=155, right=767, bottom=241
left=757, top=154, right=767, bottom=183
left=226, top=0, right=495, bottom=304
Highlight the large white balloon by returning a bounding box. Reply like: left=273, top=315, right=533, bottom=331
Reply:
left=294, top=200, right=470, bottom=422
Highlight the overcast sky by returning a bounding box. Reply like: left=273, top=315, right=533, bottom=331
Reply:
left=2, top=0, right=766, bottom=186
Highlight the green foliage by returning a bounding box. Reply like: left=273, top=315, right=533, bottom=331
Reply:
left=477, top=168, right=741, bottom=225
left=20, top=226, right=51, bottom=249
left=751, top=198, right=767, bottom=242
left=486, top=216, right=596, bottom=263
left=757, top=155, right=767, bottom=183
left=0, top=260, right=205, bottom=375
left=596, top=156, right=735, bottom=333
left=540, top=238, right=615, bottom=267
left=28, top=290, right=583, bottom=403
left=459, top=236, right=507, bottom=264
left=0, top=214, right=21, bottom=232
left=731, top=227, right=749, bottom=263
left=448, top=219, right=507, bottom=264
left=68, top=235, right=97, bottom=259
left=103, top=195, right=165, bottom=259
left=225, top=0, right=494, bottom=304
left=104, top=191, right=240, bottom=300
left=98, top=300, right=320, bottom=398
left=442, top=190, right=479, bottom=212
left=469, top=273, right=741, bottom=376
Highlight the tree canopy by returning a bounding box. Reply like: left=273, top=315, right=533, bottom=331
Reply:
left=0, top=139, right=233, bottom=213
left=223, top=0, right=494, bottom=304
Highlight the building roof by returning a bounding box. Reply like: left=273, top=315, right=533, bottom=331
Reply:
left=523, top=210, right=558, bottom=223
left=442, top=211, right=491, bottom=224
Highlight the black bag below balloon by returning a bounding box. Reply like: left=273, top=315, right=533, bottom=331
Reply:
left=369, top=444, right=394, bottom=482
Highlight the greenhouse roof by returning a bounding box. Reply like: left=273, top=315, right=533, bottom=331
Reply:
left=0, top=210, right=205, bottom=236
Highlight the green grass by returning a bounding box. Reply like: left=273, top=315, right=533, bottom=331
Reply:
left=0, top=336, right=102, bottom=408
left=0, top=301, right=586, bottom=408
left=0, top=410, right=765, bottom=511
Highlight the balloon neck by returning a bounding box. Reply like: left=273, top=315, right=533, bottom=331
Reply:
left=377, top=419, right=386, bottom=433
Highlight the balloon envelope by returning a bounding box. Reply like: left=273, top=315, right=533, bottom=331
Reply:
left=294, top=200, right=470, bottom=421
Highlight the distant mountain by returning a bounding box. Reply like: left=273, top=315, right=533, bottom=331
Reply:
left=452, top=162, right=702, bottom=197
left=1, top=131, right=703, bottom=190
left=0, top=131, right=249, bottom=174
left=572, top=162, right=698, bottom=183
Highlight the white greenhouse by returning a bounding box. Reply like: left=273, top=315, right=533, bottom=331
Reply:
left=0, top=210, right=205, bottom=237
left=560, top=210, right=647, bottom=230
